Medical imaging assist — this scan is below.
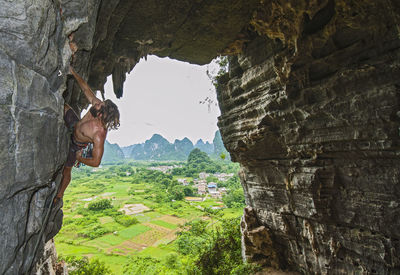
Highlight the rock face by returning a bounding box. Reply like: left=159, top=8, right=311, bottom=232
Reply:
left=217, top=1, right=400, bottom=273
left=241, top=207, right=280, bottom=268
left=34, top=239, right=66, bottom=275
left=0, top=1, right=257, bottom=272
left=0, top=0, right=72, bottom=273
left=1, top=0, right=399, bottom=273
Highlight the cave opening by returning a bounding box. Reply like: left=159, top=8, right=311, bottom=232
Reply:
left=2, top=0, right=400, bottom=273
left=102, top=55, right=221, bottom=147
left=53, top=54, right=246, bottom=273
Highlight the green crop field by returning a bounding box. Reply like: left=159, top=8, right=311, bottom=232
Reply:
left=55, top=160, right=247, bottom=274
left=118, top=224, right=152, bottom=239
left=150, top=220, right=178, bottom=229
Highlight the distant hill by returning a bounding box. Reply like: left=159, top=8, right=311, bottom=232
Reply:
left=102, top=140, right=124, bottom=163
left=105, top=130, right=229, bottom=161
left=173, top=137, right=194, bottom=159
left=129, top=134, right=176, bottom=160
left=194, top=139, right=213, bottom=154
left=212, top=130, right=230, bottom=160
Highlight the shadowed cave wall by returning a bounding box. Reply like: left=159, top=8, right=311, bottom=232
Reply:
left=0, top=0, right=399, bottom=274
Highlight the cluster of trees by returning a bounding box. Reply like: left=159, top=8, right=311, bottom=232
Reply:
left=171, top=148, right=223, bottom=178
left=123, top=218, right=260, bottom=274
left=169, top=149, right=245, bottom=208
left=59, top=199, right=139, bottom=241
left=87, top=198, right=113, bottom=211
left=61, top=256, right=112, bottom=275
left=129, top=169, right=196, bottom=202
left=219, top=175, right=245, bottom=208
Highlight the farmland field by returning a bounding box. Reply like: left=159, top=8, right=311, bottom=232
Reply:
left=55, top=161, right=245, bottom=274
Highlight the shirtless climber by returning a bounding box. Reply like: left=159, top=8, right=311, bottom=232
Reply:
left=54, top=66, right=120, bottom=203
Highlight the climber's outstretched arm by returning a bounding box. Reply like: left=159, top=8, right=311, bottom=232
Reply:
left=70, top=66, right=102, bottom=105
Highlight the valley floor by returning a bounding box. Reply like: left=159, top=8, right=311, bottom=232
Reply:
left=55, top=161, right=244, bottom=274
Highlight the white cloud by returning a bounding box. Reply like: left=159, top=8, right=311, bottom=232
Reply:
left=103, top=55, right=220, bottom=146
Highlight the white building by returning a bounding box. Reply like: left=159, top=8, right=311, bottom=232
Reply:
left=197, top=183, right=207, bottom=195
left=177, top=178, right=188, bottom=185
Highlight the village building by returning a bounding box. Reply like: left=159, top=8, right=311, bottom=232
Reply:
left=207, top=183, right=217, bottom=192
left=209, top=190, right=221, bottom=199
left=177, top=178, right=188, bottom=185
left=197, top=183, right=207, bottom=195
left=214, top=172, right=234, bottom=182
left=199, top=172, right=210, bottom=179
left=147, top=165, right=175, bottom=173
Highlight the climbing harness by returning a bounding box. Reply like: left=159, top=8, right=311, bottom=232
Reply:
left=75, top=143, right=93, bottom=168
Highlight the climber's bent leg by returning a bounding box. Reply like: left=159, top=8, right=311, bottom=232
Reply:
left=54, top=166, right=72, bottom=202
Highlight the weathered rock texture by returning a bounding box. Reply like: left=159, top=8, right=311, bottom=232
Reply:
left=35, top=239, right=66, bottom=275
left=0, top=0, right=399, bottom=274
left=218, top=1, right=400, bottom=273
left=0, top=0, right=71, bottom=273
left=0, top=0, right=257, bottom=273
left=66, top=0, right=259, bottom=105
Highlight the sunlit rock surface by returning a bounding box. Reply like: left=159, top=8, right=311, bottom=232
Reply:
left=0, top=0, right=399, bottom=273
left=35, top=239, right=66, bottom=275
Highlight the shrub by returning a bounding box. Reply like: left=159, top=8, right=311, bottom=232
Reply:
left=62, top=256, right=112, bottom=275
left=175, top=218, right=260, bottom=274
left=123, top=256, right=162, bottom=275
left=115, top=215, right=139, bottom=227
left=88, top=199, right=113, bottom=211
left=78, top=224, right=110, bottom=239
left=222, top=188, right=245, bottom=208
left=102, top=208, right=122, bottom=217
left=170, top=185, right=185, bottom=201
left=73, top=216, right=98, bottom=226
left=76, top=207, right=90, bottom=216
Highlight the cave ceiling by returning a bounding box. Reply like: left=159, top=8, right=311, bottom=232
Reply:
left=1, top=0, right=399, bottom=273
left=71, top=0, right=260, bottom=101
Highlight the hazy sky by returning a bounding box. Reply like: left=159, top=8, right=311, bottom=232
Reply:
left=101, top=55, right=221, bottom=147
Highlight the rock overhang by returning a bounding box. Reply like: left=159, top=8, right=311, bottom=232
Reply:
left=1, top=0, right=399, bottom=273
left=68, top=0, right=260, bottom=103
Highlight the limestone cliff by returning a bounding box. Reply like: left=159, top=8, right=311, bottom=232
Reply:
left=217, top=1, right=400, bottom=273
left=0, top=0, right=399, bottom=274
left=0, top=0, right=70, bottom=273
